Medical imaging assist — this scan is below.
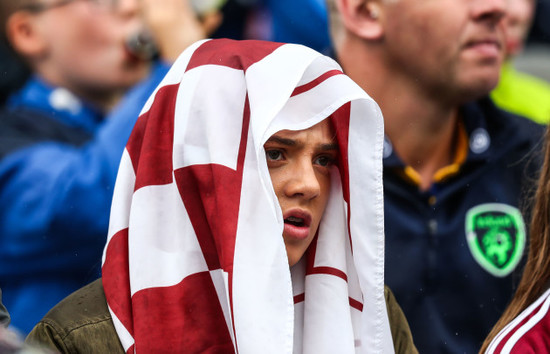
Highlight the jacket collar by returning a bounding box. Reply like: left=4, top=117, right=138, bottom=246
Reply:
left=6, top=75, right=104, bottom=134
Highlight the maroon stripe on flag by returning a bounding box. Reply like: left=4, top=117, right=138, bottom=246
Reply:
left=126, top=84, right=178, bottom=191
left=175, top=164, right=239, bottom=270
left=186, top=39, right=284, bottom=73
left=291, top=70, right=343, bottom=97
left=126, top=345, right=134, bottom=354
left=330, top=103, right=351, bottom=204
left=294, top=293, right=305, bottom=304
left=493, top=298, right=547, bottom=353
left=349, top=297, right=363, bottom=311
left=329, top=103, right=353, bottom=250
left=305, top=232, right=319, bottom=272
left=308, top=266, right=348, bottom=282
left=174, top=97, right=250, bottom=272
left=132, top=272, right=234, bottom=353
left=102, top=228, right=134, bottom=337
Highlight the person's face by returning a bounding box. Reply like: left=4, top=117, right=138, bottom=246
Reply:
left=382, top=0, right=506, bottom=102
left=33, top=0, right=149, bottom=101
left=264, top=119, right=338, bottom=267
left=503, top=0, right=535, bottom=57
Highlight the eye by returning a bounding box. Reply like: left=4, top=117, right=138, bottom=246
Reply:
left=314, top=155, right=336, bottom=167
left=266, top=149, right=284, bottom=161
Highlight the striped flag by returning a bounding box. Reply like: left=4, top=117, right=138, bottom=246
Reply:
left=102, top=39, right=393, bottom=353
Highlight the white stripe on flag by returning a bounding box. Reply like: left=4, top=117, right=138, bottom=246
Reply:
left=139, top=39, right=210, bottom=117
left=128, top=182, right=209, bottom=295
left=246, top=44, right=321, bottom=145
left=103, top=150, right=135, bottom=263
left=210, top=269, right=236, bottom=351
left=265, top=73, right=368, bottom=143
left=173, top=65, right=246, bottom=170
left=108, top=305, right=135, bottom=352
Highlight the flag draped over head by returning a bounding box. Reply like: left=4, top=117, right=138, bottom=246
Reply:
left=101, top=38, right=393, bottom=354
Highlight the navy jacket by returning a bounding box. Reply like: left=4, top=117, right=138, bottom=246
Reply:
left=384, top=97, right=544, bottom=353
left=0, top=63, right=169, bottom=334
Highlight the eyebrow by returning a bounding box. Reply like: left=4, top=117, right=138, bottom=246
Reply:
left=320, top=143, right=339, bottom=152
left=266, top=136, right=296, bottom=146
left=266, top=136, right=339, bottom=152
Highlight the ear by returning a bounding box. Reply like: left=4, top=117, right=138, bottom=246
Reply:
left=6, top=11, right=48, bottom=59
left=335, top=0, right=384, bottom=40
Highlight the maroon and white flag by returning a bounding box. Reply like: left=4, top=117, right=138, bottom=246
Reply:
left=102, top=39, right=393, bottom=353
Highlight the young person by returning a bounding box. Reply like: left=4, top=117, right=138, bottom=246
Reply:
left=481, top=126, right=550, bottom=352
left=326, top=0, right=544, bottom=352
left=26, top=38, right=417, bottom=353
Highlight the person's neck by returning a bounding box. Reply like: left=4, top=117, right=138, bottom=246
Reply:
left=339, top=43, right=460, bottom=191
left=383, top=95, right=459, bottom=191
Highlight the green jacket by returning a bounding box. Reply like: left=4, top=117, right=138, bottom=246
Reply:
left=26, top=279, right=418, bottom=353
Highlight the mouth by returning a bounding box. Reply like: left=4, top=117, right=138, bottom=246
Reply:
left=283, top=210, right=312, bottom=240
left=464, top=38, right=502, bottom=58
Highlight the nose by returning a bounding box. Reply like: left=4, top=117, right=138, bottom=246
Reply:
left=471, top=0, right=507, bottom=25
left=284, top=160, right=321, bottom=201
left=115, top=0, right=139, bottom=17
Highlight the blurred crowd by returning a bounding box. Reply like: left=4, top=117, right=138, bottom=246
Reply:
left=1, top=0, right=550, bottom=353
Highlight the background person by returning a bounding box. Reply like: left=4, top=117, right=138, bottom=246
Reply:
left=0, top=0, right=217, bottom=334
left=27, top=38, right=415, bottom=353
left=326, top=0, right=545, bottom=352
left=490, top=0, right=550, bottom=123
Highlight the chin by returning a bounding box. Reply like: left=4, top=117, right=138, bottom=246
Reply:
left=287, top=255, right=299, bottom=267
left=457, top=72, right=501, bottom=101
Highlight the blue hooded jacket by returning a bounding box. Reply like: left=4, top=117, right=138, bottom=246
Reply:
left=0, top=62, right=169, bottom=334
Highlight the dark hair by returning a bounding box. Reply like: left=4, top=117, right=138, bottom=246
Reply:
left=480, top=125, right=550, bottom=353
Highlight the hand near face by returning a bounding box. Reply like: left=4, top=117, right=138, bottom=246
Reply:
left=139, top=0, right=223, bottom=62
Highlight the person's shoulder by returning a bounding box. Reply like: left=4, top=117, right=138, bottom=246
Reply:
left=477, top=97, right=545, bottom=145
left=40, top=278, right=110, bottom=328
left=487, top=288, right=550, bottom=353
left=384, top=286, right=419, bottom=354
left=26, top=279, right=124, bottom=353
left=0, top=107, right=92, bottom=160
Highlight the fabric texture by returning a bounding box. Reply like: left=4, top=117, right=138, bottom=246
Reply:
left=485, top=288, right=550, bottom=353
left=0, top=62, right=170, bottom=334
left=101, top=38, right=393, bottom=353
left=26, top=280, right=417, bottom=354
left=26, top=279, right=124, bottom=354
left=384, top=97, right=544, bottom=354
